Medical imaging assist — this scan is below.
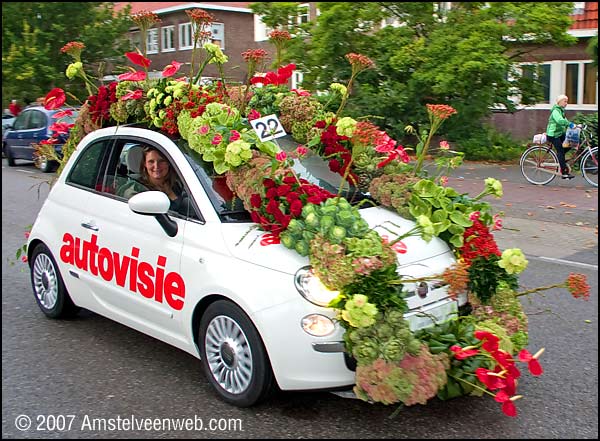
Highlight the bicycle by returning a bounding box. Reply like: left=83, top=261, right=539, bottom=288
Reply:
left=520, top=124, right=598, bottom=187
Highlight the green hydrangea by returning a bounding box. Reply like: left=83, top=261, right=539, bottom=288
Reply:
left=336, top=116, right=357, bottom=137
left=341, top=294, right=378, bottom=328
left=498, top=248, right=528, bottom=274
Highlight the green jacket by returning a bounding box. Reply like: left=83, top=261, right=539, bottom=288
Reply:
left=546, top=104, right=570, bottom=137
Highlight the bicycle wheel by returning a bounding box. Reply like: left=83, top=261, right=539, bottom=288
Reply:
left=581, top=147, right=598, bottom=187
left=520, top=144, right=559, bottom=185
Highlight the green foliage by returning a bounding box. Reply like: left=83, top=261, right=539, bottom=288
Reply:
left=2, top=2, right=132, bottom=107
left=416, top=318, right=490, bottom=400
left=572, top=112, right=598, bottom=147
left=468, top=255, right=518, bottom=305
left=453, top=125, right=523, bottom=161
left=586, top=35, right=598, bottom=67
left=250, top=2, right=577, bottom=152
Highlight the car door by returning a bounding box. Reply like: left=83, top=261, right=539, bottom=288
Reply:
left=8, top=108, right=47, bottom=160
left=77, top=136, right=189, bottom=345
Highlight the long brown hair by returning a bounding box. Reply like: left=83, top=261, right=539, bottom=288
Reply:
left=139, top=146, right=178, bottom=191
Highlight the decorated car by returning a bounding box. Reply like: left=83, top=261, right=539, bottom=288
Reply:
left=25, top=8, right=590, bottom=417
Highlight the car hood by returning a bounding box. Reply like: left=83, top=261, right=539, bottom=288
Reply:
left=221, top=205, right=454, bottom=275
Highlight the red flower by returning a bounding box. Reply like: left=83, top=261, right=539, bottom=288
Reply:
left=118, top=71, right=147, bottom=81
left=494, top=390, right=518, bottom=417
left=450, top=345, right=479, bottom=360
left=162, top=61, right=182, bottom=78
left=49, top=122, right=73, bottom=135
left=518, top=349, right=544, bottom=376
left=44, top=88, right=66, bottom=110
left=125, top=51, right=151, bottom=69
left=474, top=330, right=500, bottom=353
left=475, top=367, right=506, bottom=390
left=250, top=194, right=262, bottom=209
left=121, top=90, right=143, bottom=101
left=52, top=109, right=73, bottom=119
left=247, top=109, right=261, bottom=121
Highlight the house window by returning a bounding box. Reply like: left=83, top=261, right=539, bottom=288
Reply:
left=583, top=63, right=597, bottom=105
left=211, top=23, right=225, bottom=49
left=179, top=23, right=193, bottom=50
left=288, top=3, right=310, bottom=29
left=162, top=26, right=175, bottom=52
left=298, top=4, right=310, bottom=24
left=147, top=28, right=159, bottom=54
left=572, top=2, right=585, bottom=14
left=567, top=61, right=598, bottom=105
left=521, top=63, right=551, bottom=104
left=130, top=31, right=141, bottom=51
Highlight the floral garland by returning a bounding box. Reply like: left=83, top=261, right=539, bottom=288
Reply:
left=29, top=8, right=591, bottom=418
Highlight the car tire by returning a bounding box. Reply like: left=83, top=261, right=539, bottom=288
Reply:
left=199, top=300, right=274, bottom=407
left=30, top=243, right=80, bottom=319
left=5, top=145, right=16, bottom=166
left=37, top=155, right=55, bottom=173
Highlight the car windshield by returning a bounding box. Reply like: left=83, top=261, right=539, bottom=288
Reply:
left=176, top=137, right=378, bottom=222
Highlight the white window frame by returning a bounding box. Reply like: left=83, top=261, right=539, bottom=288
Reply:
left=510, top=60, right=597, bottom=111
left=179, top=22, right=193, bottom=50
left=210, top=23, right=225, bottom=50
left=161, top=25, right=175, bottom=52
left=564, top=60, right=598, bottom=107
left=146, top=28, right=159, bottom=54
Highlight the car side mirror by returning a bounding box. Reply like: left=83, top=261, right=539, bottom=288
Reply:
left=128, top=191, right=178, bottom=237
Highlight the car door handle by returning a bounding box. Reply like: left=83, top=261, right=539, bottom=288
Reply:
left=81, top=222, right=99, bottom=231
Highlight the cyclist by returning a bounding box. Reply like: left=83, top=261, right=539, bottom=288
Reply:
left=546, top=94, right=574, bottom=179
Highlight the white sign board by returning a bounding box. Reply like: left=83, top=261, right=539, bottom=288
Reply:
left=250, top=114, right=286, bottom=142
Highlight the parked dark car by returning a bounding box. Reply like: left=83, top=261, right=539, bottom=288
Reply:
left=3, top=105, right=77, bottom=172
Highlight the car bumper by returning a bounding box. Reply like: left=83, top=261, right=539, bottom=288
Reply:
left=251, top=297, right=356, bottom=391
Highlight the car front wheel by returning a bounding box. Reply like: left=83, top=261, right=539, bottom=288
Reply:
left=30, top=243, right=80, bottom=318
left=37, top=155, right=55, bottom=173
left=199, top=300, right=274, bottom=407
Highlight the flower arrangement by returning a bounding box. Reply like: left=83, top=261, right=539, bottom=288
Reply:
left=28, top=8, right=592, bottom=418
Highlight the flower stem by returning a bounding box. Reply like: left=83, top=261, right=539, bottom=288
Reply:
left=516, top=283, right=565, bottom=297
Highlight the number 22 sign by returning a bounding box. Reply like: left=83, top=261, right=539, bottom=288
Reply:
left=250, top=114, right=286, bottom=142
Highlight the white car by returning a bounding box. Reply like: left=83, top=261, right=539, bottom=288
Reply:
left=27, top=126, right=464, bottom=406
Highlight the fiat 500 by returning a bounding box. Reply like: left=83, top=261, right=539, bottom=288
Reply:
left=27, top=126, right=464, bottom=406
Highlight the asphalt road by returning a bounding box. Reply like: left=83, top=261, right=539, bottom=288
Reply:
left=2, top=159, right=598, bottom=439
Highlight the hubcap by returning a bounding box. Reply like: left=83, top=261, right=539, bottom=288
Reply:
left=205, top=315, right=253, bottom=394
left=32, top=254, right=58, bottom=309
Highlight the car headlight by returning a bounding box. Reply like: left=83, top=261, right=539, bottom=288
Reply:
left=294, top=266, right=339, bottom=307
left=301, top=314, right=335, bottom=337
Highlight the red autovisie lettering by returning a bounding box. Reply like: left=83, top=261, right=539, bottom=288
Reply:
left=59, top=232, right=186, bottom=310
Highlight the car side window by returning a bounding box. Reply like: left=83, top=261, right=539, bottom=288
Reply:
left=12, top=112, right=29, bottom=130
left=66, top=139, right=114, bottom=190
left=100, top=138, right=201, bottom=221
left=29, top=110, right=46, bottom=129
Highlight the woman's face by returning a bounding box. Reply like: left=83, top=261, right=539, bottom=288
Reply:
left=144, top=150, right=169, bottom=184
left=558, top=97, right=568, bottom=107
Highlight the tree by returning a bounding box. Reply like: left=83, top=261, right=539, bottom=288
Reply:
left=250, top=2, right=577, bottom=144
left=2, top=2, right=132, bottom=107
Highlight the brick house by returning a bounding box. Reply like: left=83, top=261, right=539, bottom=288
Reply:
left=114, top=2, right=596, bottom=141
left=114, top=2, right=271, bottom=84
left=490, top=1, right=598, bottom=140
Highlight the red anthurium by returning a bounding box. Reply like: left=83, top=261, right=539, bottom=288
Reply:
left=450, top=345, right=479, bottom=360
left=125, top=51, right=151, bottom=69
left=475, top=367, right=505, bottom=390
left=121, top=90, right=143, bottom=101
left=162, top=61, right=183, bottom=77
left=44, top=88, right=66, bottom=110
left=494, top=390, right=519, bottom=417
left=49, top=122, right=74, bottom=135
left=518, top=348, right=544, bottom=376
left=40, top=138, right=59, bottom=145
left=52, top=109, right=73, bottom=119
left=118, top=71, right=147, bottom=82
left=474, top=330, right=500, bottom=353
